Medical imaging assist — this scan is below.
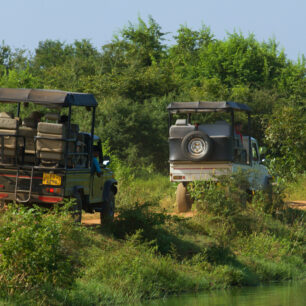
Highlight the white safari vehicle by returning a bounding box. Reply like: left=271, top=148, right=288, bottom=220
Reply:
left=167, top=101, right=271, bottom=212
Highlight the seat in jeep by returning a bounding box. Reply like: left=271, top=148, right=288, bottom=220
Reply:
left=0, top=112, right=19, bottom=160
left=36, top=113, right=66, bottom=165
left=18, top=117, right=38, bottom=163
left=36, top=113, right=79, bottom=166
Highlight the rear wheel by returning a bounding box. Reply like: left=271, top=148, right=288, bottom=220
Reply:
left=176, top=183, right=193, bottom=212
left=100, top=190, right=115, bottom=224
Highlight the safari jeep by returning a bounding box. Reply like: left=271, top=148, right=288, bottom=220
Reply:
left=167, top=101, right=271, bottom=212
left=0, top=88, right=117, bottom=223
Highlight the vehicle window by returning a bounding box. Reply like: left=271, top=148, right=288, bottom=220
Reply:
left=252, top=144, right=259, bottom=161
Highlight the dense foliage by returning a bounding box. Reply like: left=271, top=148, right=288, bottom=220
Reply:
left=0, top=17, right=305, bottom=177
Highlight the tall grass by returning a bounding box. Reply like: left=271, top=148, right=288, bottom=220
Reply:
left=285, top=173, right=306, bottom=201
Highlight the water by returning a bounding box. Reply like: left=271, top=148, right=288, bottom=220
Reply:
left=146, top=281, right=306, bottom=306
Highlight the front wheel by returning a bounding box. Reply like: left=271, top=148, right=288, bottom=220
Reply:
left=100, top=190, right=115, bottom=224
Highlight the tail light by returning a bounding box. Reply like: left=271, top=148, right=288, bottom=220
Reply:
left=45, top=187, right=62, bottom=195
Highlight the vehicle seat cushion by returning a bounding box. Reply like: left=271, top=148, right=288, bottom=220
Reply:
left=0, top=129, right=17, bottom=148
left=175, top=119, right=187, bottom=125
left=44, top=113, right=60, bottom=122
left=19, top=126, right=36, bottom=137
left=37, top=151, right=63, bottom=161
left=0, top=117, right=18, bottom=129
left=0, top=112, right=13, bottom=118
left=19, top=126, right=36, bottom=153
left=36, top=136, right=65, bottom=153
left=38, top=122, right=66, bottom=135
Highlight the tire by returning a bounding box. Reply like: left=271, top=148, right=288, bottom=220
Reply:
left=71, top=192, right=82, bottom=223
left=181, top=131, right=212, bottom=161
left=100, top=190, right=115, bottom=224
left=176, top=183, right=193, bottom=212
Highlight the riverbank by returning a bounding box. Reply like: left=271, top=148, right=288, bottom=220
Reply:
left=0, top=173, right=305, bottom=305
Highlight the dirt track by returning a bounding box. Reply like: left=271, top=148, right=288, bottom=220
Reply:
left=81, top=201, right=305, bottom=225
left=287, top=201, right=306, bottom=211
left=81, top=210, right=196, bottom=225
left=82, top=212, right=101, bottom=225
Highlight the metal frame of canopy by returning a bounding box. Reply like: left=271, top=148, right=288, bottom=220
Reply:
left=0, top=88, right=98, bottom=169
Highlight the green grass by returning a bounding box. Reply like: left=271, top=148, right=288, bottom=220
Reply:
left=285, top=173, right=306, bottom=201
left=0, top=171, right=305, bottom=305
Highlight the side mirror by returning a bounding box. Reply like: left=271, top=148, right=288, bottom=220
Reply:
left=103, top=156, right=110, bottom=167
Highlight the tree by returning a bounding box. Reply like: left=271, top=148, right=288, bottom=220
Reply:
left=264, top=104, right=306, bottom=178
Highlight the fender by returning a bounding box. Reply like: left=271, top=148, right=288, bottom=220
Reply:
left=102, top=179, right=117, bottom=203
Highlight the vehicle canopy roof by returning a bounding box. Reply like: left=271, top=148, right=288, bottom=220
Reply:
left=167, top=101, right=251, bottom=114
left=0, top=88, right=97, bottom=108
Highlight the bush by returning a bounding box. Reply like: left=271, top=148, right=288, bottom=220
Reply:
left=189, top=171, right=250, bottom=218
left=251, top=181, right=285, bottom=216
left=0, top=204, right=85, bottom=295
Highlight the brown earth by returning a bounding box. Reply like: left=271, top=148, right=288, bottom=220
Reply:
left=2, top=200, right=305, bottom=226
left=286, top=201, right=306, bottom=211
left=81, top=210, right=196, bottom=225
left=82, top=212, right=101, bottom=225
left=81, top=201, right=306, bottom=225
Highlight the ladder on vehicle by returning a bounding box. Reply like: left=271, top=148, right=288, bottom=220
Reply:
left=14, top=167, right=34, bottom=203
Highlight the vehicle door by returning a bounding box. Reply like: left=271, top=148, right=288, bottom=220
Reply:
left=89, top=143, right=113, bottom=204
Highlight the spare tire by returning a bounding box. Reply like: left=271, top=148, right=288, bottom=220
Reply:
left=181, top=131, right=212, bottom=161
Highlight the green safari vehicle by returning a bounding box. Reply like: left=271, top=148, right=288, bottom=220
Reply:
left=0, top=88, right=117, bottom=223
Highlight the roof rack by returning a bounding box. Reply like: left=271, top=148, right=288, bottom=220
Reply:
left=0, top=88, right=97, bottom=107
left=167, top=101, right=251, bottom=113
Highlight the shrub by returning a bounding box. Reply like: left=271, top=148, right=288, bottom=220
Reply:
left=252, top=182, right=285, bottom=216
left=0, top=204, right=85, bottom=295
left=189, top=172, right=250, bottom=218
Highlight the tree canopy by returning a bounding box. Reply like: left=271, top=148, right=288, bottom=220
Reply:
left=0, top=17, right=305, bottom=177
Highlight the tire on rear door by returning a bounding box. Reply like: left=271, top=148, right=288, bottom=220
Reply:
left=181, top=131, right=212, bottom=161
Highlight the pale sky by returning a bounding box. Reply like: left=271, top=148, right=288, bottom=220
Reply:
left=1, top=0, right=305, bottom=60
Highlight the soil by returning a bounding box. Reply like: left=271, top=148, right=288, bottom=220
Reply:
left=81, top=210, right=197, bottom=225
left=80, top=201, right=306, bottom=225
left=82, top=212, right=101, bottom=225
left=286, top=200, right=306, bottom=210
